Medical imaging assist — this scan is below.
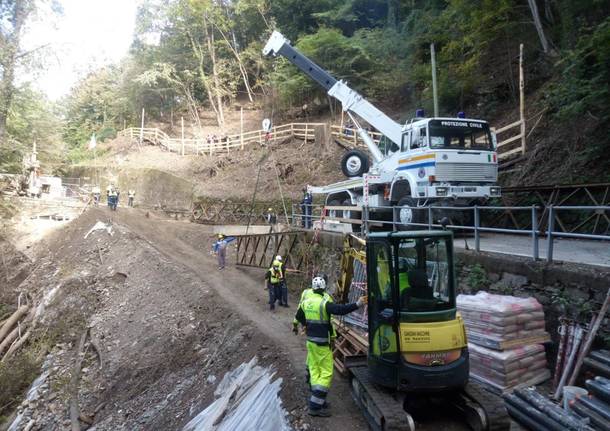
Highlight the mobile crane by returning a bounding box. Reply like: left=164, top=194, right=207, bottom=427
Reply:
left=263, top=31, right=501, bottom=228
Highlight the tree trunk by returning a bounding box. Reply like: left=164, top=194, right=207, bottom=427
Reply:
left=186, top=30, right=220, bottom=129
left=527, top=0, right=552, bottom=54
left=203, top=13, right=225, bottom=128
left=213, top=22, right=254, bottom=103
left=0, top=0, right=31, bottom=141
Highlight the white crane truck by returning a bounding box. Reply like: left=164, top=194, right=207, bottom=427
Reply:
left=263, top=31, right=501, bottom=228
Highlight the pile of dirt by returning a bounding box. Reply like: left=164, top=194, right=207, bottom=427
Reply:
left=0, top=235, right=31, bottom=307
left=1, top=209, right=313, bottom=430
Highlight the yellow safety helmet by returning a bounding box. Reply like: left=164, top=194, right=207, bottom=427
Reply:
left=268, top=207, right=273, bottom=211
left=272, top=259, right=281, bottom=267
left=218, top=233, right=224, bottom=239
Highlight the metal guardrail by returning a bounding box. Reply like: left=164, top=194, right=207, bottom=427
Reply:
left=290, top=203, right=610, bottom=263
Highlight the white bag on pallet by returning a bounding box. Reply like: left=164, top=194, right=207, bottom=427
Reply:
left=457, top=292, right=549, bottom=349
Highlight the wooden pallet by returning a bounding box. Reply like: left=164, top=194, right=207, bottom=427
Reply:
left=333, top=319, right=368, bottom=375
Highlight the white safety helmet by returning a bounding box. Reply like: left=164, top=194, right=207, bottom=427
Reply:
left=276, top=255, right=282, bottom=262
left=311, top=276, right=326, bottom=291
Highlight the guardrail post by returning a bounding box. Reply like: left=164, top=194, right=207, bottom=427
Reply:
left=363, top=206, right=369, bottom=235
left=392, top=205, right=397, bottom=231
left=428, top=206, right=433, bottom=230
left=547, top=205, right=554, bottom=263
left=531, top=205, right=539, bottom=260
left=474, top=206, right=480, bottom=252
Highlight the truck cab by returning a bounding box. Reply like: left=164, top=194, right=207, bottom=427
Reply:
left=378, top=116, right=500, bottom=205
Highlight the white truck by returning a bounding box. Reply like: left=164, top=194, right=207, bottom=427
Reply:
left=263, top=31, right=500, bottom=228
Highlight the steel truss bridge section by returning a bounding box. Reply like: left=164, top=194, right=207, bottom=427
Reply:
left=234, top=230, right=305, bottom=273
left=498, top=183, right=610, bottom=235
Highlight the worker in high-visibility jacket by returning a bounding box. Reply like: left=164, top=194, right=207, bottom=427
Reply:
left=265, top=259, right=284, bottom=310
left=275, top=255, right=289, bottom=307
left=293, top=274, right=367, bottom=417
left=294, top=275, right=337, bottom=388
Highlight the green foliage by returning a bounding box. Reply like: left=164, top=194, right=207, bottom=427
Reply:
left=97, top=126, right=117, bottom=142
left=466, top=264, right=488, bottom=292
left=0, top=84, right=63, bottom=173
left=271, top=27, right=375, bottom=107
left=61, top=65, right=137, bottom=162
left=548, top=17, right=610, bottom=125
left=42, top=0, right=610, bottom=178
left=0, top=351, right=40, bottom=422
left=550, top=287, right=594, bottom=320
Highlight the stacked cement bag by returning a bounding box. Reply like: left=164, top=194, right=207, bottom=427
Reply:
left=457, top=292, right=551, bottom=393
left=469, top=343, right=550, bottom=393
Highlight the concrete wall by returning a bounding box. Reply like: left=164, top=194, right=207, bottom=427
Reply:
left=65, top=166, right=194, bottom=209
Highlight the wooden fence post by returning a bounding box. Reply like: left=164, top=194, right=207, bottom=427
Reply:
left=139, top=108, right=145, bottom=151
left=519, top=43, right=526, bottom=155
left=240, top=107, right=244, bottom=150
left=305, top=124, right=309, bottom=142
left=181, top=117, right=185, bottom=156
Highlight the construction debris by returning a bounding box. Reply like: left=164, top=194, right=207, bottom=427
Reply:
left=84, top=221, right=113, bottom=239
left=182, top=357, right=291, bottom=431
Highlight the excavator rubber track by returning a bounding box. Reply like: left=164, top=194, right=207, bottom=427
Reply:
left=350, top=366, right=511, bottom=431
left=459, top=382, right=511, bottom=431
left=350, top=366, right=415, bottom=431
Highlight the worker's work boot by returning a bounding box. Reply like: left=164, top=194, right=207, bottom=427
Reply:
left=308, top=408, right=331, bottom=417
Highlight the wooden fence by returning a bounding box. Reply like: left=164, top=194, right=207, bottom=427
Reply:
left=118, top=123, right=323, bottom=156
left=118, top=118, right=525, bottom=161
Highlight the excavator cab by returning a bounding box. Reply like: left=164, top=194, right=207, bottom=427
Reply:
left=365, top=230, right=469, bottom=392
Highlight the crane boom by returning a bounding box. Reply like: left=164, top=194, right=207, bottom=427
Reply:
left=263, top=31, right=403, bottom=163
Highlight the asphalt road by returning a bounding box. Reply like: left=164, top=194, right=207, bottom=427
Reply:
left=454, top=233, right=610, bottom=267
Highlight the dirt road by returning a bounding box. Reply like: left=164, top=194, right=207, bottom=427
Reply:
left=115, top=209, right=370, bottom=431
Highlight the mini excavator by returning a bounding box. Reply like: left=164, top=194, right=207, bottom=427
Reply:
left=335, top=231, right=510, bottom=431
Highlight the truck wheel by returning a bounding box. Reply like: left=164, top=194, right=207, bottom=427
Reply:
left=341, top=150, right=369, bottom=177
left=397, top=197, right=425, bottom=230
left=327, top=199, right=343, bottom=219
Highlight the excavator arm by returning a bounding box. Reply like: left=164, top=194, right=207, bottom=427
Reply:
left=263, top=31, right=403, bottom=164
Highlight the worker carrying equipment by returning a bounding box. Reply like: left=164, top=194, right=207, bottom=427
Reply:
left=265, top=259, right=286, bottom=310
left=212, top=234, right=234, bottom=270
left=293, top=274, right=367, bottom=417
